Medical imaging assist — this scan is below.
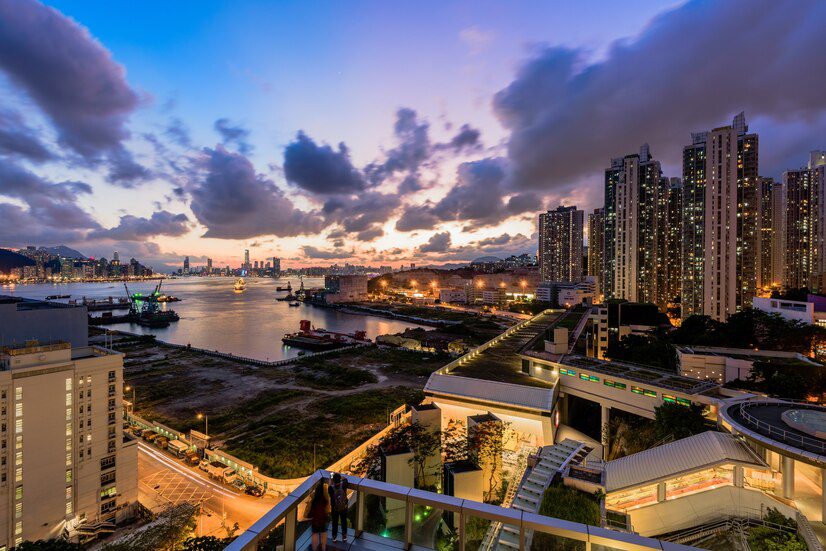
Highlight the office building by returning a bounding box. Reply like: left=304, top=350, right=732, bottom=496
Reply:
left=272, top=257, right=281, bottom=275
left=182, top=256, right=189, bottom=274
left=538, top=206, right=584, bottom=283
left=206, top=258, right=212, bottom=273
left=682, top=112, right=759, bottom=321
left=243, top=249, right=250, bottom=271
left=604, top=145, right=668, bottom=305
left=587, top=208, right=605, bottom=299
left=783, top=151, right=826, bottom=291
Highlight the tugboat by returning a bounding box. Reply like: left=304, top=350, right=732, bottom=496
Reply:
left=288, top=301, right=301, bottom=307
left=276, top=281, right=292, bottom=292
left=282, top=319, right=371, bottom=351
left=234, top=278, right=246, bottom=292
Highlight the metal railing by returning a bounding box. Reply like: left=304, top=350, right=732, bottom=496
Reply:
left=224, top=470, right=699, bottom=551
left=737, top=399, right=826, bottom=456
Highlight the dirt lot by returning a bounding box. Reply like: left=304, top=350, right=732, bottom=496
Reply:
left=100, top=332, right=446, bottom=478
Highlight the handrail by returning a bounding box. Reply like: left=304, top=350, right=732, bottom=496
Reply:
left=224, top=469, right=698, bottom=551
left=737, top=400, right=826, bottom=455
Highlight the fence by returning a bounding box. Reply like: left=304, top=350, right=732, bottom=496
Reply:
left=224, top=470, right=699, bottom=551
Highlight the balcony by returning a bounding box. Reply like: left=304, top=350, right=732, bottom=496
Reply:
left=225, top=471, right=696, bottom=551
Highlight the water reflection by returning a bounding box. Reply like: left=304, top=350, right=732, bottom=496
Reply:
left=3, top=277, right=424, bottom=361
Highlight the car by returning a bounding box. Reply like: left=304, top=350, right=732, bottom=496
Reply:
left=232, top=478, right=245, bottom=491
left=245, top=485, right=264, bottom=497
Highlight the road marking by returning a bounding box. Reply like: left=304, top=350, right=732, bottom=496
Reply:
left=138, top=442, right=237, bottom=498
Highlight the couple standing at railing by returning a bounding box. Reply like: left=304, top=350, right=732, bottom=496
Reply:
left=303, top=472, right=349, bottom=551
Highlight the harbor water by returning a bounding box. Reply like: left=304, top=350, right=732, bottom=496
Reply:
left=1, top=277, right=424, bottom=361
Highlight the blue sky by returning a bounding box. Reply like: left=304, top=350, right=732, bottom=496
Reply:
left=1, top=1, right=825, bottom=269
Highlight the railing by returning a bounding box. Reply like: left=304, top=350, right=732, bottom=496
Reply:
left=796, top=512, right=824, bottom=551
left=225, top=470, right=698, bottom=551
left=737, top=399, right=826, bottom=456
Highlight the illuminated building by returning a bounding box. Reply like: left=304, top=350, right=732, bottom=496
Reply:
left=587, top=208, right=605, bottom=299
left=538, top=205, right=583, bottom=283
left=783, top=151, right=826, bottom=291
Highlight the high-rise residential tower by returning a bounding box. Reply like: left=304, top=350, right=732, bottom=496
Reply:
left=757, top=177, right=782, bottom=290
left=662, top=178, right=683, bottom=309
left=783, top=151, right=826, bottom=291
left=587, top=208, right=605, bottom=298
left=604, top=144, right=667, bottom=304
left=681, top=112, right=759, bottom=321
left=538, top=206, right=584, bottom=283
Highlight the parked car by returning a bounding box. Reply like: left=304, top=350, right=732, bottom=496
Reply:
left=185, top=451, right=201, bottom=466
left=142, top=430, right=158, bottom=442
left=245, top=485, right=264, bottom=497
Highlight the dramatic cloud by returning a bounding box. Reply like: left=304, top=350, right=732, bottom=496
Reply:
left=165, top=118, right=192, bottom=148
left=89, top=211, right=191, bottom=241
left=0, top=159, right=99, bottom=231
left=189, top=146, right=325, bottom=239
left=283, top=132, right=368, bottom=195
left=321, top=192, right=400, bottom=241
left=366, top=108, right=430, bottom=185
left=0, top=108, right=54, bottom=162
left=436, top=124, right=482, bottom=153
left=214, top=118, right=252, bottom=154
left=301, top=245, right=353, bottom=260
left=418, top=231, right=452, bottom=253
left=494, top=0, right=826, bottom=195
left=0, top=203, right=89, bottom=246
left=395, top=157, right=538, bottom=232
left=0, top=0, right=149, bottom=184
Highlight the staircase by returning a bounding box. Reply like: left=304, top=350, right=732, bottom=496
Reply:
left=492, top=439, right=591, bottom=551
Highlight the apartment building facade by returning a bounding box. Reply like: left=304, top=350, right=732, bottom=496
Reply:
left=538, top=206, right=584, bottom=283
left=0, top=341, right=136, bottom=548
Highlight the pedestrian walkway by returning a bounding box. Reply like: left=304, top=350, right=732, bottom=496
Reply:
left=493, top=439, right=591, bottom=550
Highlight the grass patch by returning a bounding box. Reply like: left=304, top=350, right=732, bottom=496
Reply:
left=226, top=386, right=423, bottom=478
left=531, top=483, right=601, bottom=551
left=293, top=363, right=377, bottom=389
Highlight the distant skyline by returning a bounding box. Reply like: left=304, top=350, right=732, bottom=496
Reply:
left=1, top=0, right=825, bottom=269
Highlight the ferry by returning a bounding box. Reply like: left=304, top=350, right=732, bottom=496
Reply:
left=234, top=278, right=246, bottom=292
left=282, top=319, right=371, bottom=351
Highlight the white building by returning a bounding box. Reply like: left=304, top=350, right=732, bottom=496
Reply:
left=675, top=344, right=820, bottom=383
left=324, top=275, right=368, bottom=304
left=438, top=289, right=467, bottom=304
left=0, top=341, right=137, bottom=547
left=752, top=296, right=815, bottom=324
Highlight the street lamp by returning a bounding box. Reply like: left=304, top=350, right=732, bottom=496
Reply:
left=124, top=385, right=136, bottom=414
left=197, top=413, right=208, bottom=436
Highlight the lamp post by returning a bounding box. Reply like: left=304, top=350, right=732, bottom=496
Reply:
left=124, top=385, right=136, bottom=414
left=197, top=413, right=208, bottom=436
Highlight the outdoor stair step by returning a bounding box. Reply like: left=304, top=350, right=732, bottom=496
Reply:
left=498, top=529, right=519, bottom=545
left=496, top=537, right=519, bottom=550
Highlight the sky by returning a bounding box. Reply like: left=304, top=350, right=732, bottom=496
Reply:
left=1, top=0, right=825, bottom=270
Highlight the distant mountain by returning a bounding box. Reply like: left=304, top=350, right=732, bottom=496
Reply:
left=0, top=249, right=35, bottom=274
left=43, top=245, right=86, bottom=259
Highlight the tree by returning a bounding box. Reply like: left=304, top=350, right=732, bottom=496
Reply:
left=182, top=536, right=230, bottom=551
left=654, top=402, right=707, bottom=440
left=17, top=541, right=83, bottom=551
left=441, top=419, right=468, bottom=464
left=606, top=334, right=678, bottom=372
left=468, top=420, right=512, bottom=502
left=354, top=421, right=441, bottom=487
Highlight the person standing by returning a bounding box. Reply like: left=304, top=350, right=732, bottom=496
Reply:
left=328, top=472, right=349, bottom=542
left=305, top=483, right=330, bottom=551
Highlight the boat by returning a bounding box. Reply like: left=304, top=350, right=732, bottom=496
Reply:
left=276, top=281, right=292, bottom=292
left=281, top=319, right=371, bottom=351
left=234, top=278, right=246, bottom=291
left=156, top=294, right=181, bottom=302
left=288, top=301, right=301, bottom=307
left=276, top=293, right=296, bottom=301
left=46, top=294, right=70, bottom=300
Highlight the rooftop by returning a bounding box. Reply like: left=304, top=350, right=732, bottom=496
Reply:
left=448, top=310, right=560, bottom=388
left=605, top=431, right=767, bottom=492
left=425, top=373, right=554, bottom=413
left=548, top=354, right=720, bottom=395
left=0, top=295, right=79, bottom=311
left=675, top=345, right=821, bottom=367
